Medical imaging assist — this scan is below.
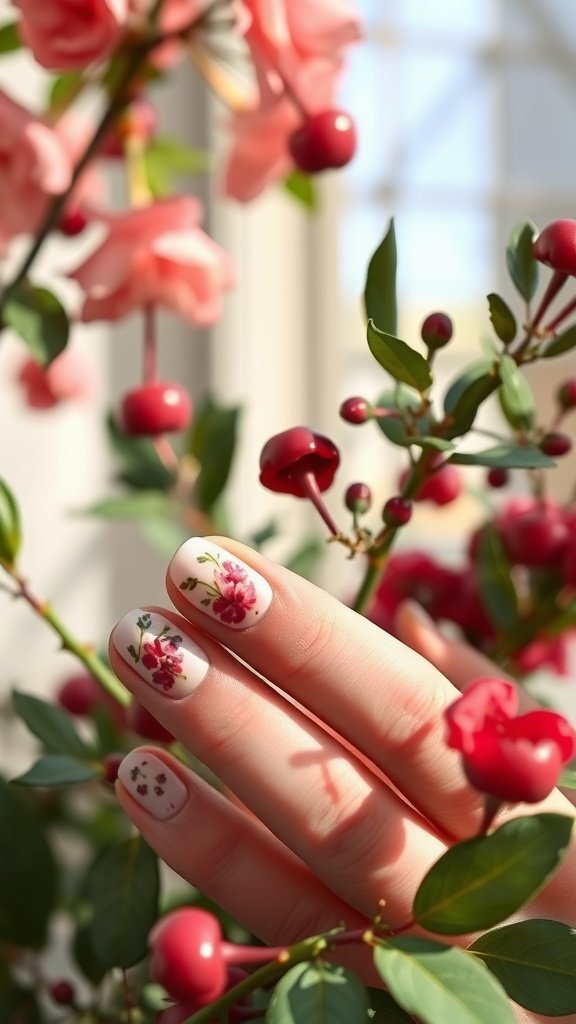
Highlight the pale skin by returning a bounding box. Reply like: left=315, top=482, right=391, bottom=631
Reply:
left=109, top=537, right=576, bottom=1024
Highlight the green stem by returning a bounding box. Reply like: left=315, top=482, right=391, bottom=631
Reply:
left=9, top=572, right=129, bottom=707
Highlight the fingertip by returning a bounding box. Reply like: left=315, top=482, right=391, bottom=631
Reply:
left=394, top=600, right=447, bottom=661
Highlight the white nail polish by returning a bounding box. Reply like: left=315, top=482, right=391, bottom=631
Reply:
left=168, top=539, right=272, bottom=630
left=113, top=609, right=209, bottom=698
left=118, top=751, right=187, bottom=820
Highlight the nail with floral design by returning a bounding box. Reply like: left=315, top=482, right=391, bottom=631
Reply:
left=112, top=609, right=210, bottom=698
left=168, top=539, right=272, bottom=630
left=118, top=751, right=187, bottom=821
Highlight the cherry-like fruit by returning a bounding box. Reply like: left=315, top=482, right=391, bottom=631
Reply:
left=121, top=382, right=192, bottom=436
left=289, top=110, right=357, bottom=174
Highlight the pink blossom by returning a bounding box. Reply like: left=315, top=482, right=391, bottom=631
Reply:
left=17, top=348, right=94, bottom=410
left=213, top=566, right=257, bottom=624
left=0, top=91, right=72, bottom=250
left=69, top=198, right=235, bottom=325
left=224, top=0, right=361, bottom=199
left=15, top=0, right=128, bottom=71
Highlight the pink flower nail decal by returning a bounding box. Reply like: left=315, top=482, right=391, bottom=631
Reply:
left=118, top=751, right=187, bottom=821
left=169, top=539, right=272, bottom=629
left=112, top=609, right=209, bottom=698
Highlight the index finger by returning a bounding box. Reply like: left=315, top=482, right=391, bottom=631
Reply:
left=165, top=535, right=483, bottom=838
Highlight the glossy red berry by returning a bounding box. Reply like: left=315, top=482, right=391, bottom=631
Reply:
left=57, top=674, right=101, bottom=716
left=59, top=207, right=88, bottom=236
left=102, top=752, right=125, bottom=784
left=541, top=432, right=572, bottom=457
left=383, top=495, right=413, bottom=526
left=121, top=382, right=192, bottom=437
left=48, top=980, right=75, bottom=1005
left=149, top=908, right=227, bottom=1005
left=533, top=220, right=576, bottom=275
left=345, top=482, right=372, bottom=514
left=557, top=379, right=576, bottom=410
left=416, top=465, right=461, bottom=506
left=487, top=467, right=509, bottom=488
left=289, top=110, right=357, bottom=174
left=420, top=312, right=453, bottom=349
left=259, top=427, right=340, bottom=497
left=127, top=699, right=174, bottom=744
left=339, top=396, right=370, bottom=424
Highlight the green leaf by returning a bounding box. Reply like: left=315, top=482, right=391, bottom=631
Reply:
left=139, top=515, right=188, bottom=556
left=476, top=526, right=518, bottom=632
left=72, top=923, right=107, bottom=985
left=107, top=414, right=175, bottom=491
left=506, top=220, right=539, bottom=302
left=0, top=22, right=22, bottom=54
left=266, top=961, right=369, bottom=1024
left=363, top=220, right=397, bottom=334
left=82, top=490, right=178, bottom=521
left=14, top=755, right=99, bottom=787
left=542, top=324, right=576, bottom=358
left=559, top=767, right=576, bottom=789
left=187, top=397, right=240, bottom=512
left=3, top=283, right=69, bottom=366
left=12, top=690, right=94, bottom=757
left=469, top=919, right=576, bottom=1016
left=366, top=987, right=415, bottom=1022
left=0, top=965, right=40, bottom=1024
left=47, top=71, right=83, bottom=112
left=450, top=444, right=554, bottom=469
left=498, top=354, right=534, bottom=429
left=284, top=536, right=324, bottom=580
left=487, top=294, right=517, bottom=344
left=0, top=478, right=21, bottom=569
left=283, top=170, right=318, bottom=210
left=443, top=362, right=500, bottom=438
left=412, top=814, right=573, bottom=934
left=143, top=135, right=210, bottom=197
left=0, top=777, right=57, bottom=946
left=88, top=837, right=159, bottom=968
left=374, top=388, right=426, bottom=447
left=374, top=938, right=515, bottom=1024
left=367, top=321, right=432, bottom=392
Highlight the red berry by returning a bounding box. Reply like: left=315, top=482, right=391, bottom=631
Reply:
left=564, top=541, right=576, bottom=588
left=416, top=465, right=461, bottom=506
left=339, top=396, right=371, bottom=424
left=127, top=699, right=174, bottom=744
left=497, top=498, right=570, bottom=567
left=288, top=109, right=357, bottom=174
left=383, top=495, right=412, bottom=526
left=259, top=427, right=340, bottom=497
left=487, top=467, right=509, bottom=488
left=49, top=980, right=75, bottom=1005
left=541, top=432, right=572, bottom=457
left=420, top=312, right=453, bottom=349
left=533, top=220, right=576, bottom=275
left=149, top=909, right=227, bottom=1005
left=121, top=382, right=192, bottom=437
left=345, top=482, right=371, bottom=514
left=102, top=752, right=124, bottom=784
left=59, top=207, right=88, bottom=236
left=57, top=674, right=101, bottom=716
left=557, top=379, right=576, bottom=410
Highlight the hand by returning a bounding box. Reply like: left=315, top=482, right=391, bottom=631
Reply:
left=108, top=536, right=576, bottom=1023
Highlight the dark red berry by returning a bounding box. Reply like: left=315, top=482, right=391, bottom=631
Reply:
left=541, top=432, right=572, bottom=457
left=420, top=312, right=453, bottom=349
left=57, top=674, right=101, bottom=716
left=59, top=207, right=88, bottom=236
left=339, top=396, right=371, bottom=424
left=564, top=541, right=576, bottom=587
left=383, top=495, right=412, bottom=526
left=149, top=909, right=227, bottom=1005
left=127, top=699, right=174, bottom=744
left=345, top=482, right=372, bottom=514
left=49, top=980, right=75, bottom=1005
left=121, top=382, right=192, bottom=437
left=557, top=379, right=576, bottom=410
left=102, top=752, right=125, bottom=784
left=487, top=467, right=509, bottom=488
left=259, top=427, right=340, bottom=497
left=409, top=464, right=461, bottom=506
left=497, top=498, right=570, bottom=567
left=533, top=220, right=576, bottom=275
left=288, top=109, right=357, bottom=174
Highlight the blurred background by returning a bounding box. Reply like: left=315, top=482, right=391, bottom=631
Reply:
left=2, top=0, right=576, bottom=767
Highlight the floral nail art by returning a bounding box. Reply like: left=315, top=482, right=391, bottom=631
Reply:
left=113, top=609, right=210, bottom=698
left=170, top=539, right=272, bottom=630
left=118, top=751, right=187, bottom=821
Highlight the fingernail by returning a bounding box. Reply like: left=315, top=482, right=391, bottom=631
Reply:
left=112, top=609, right=209, bottom=698
left=118, top=751, right=188, bottom=820
left=168, top=538, right=272, bottom=630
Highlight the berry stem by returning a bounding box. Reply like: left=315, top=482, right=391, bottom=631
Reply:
left=143, top=305, right=158, bottom=384
left=530, top=269, right=568, bottom=331
left=1, top=570, right=129, bottom=707
left=298, top=471, right=341, bottom=537
left=543, top=292, right=576, bottom=335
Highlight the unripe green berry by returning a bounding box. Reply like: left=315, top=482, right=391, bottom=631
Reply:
left=345, top=482, right=372, bottom=514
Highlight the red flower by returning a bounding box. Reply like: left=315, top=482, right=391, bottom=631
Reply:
left=141, top=635, right=184, bottom=691
left=213, top=563, right=257, bottom=624
left=445, top=677, right=576, bottom=803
